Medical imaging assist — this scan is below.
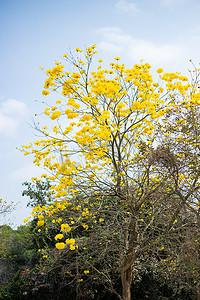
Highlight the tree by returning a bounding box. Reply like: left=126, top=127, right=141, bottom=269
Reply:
left=22, top=179, right=53, bottom=208
left=153, top=66, right=200, bottom=299
left=21, top=45, right=200, bottom=300
left=0, top=197, right=15, bottom=264
left=0, top=198, right=14, bottom=225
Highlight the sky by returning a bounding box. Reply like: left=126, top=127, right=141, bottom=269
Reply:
left=0, top=0, right=200, bottom=227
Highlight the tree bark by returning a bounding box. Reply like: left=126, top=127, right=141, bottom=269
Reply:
left=121, top=265, right=132, bottom=300
left=197, top=281, right=200, bottom=300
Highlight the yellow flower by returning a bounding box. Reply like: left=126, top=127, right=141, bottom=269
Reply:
left=71, top=73, right=81, bottom=79
left=157, top=68, right=163, bottom=74
left=44, top=108, right=50, bottom=116
left=55, top=242, right=65, bottom=249
left=55, top=234, right=64, bottom=240
left=41, top=174, right=47, bottom=178
left=37, top=220, right=44, bottom=226
left=66, top=238, right=75, bottom=244
left=70, top=244, right=76, bottom=250
left=23, top=216, right=31, bottom=223
left=84, top=270, right=89, bottom=274
left=61, top=223, right=71, bottom=232
left=159, top=87, right=164, bottom=93
left=99, top=218, right=104, bottom=222
left=51, top=111, right=62, bottom=120
left=82, top=224, right=89, bottom=230
left=42, top=90, right=50, bottom=96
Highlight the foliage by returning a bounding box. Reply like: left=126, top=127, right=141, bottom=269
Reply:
left=0, top=193, right=198, bottom=299
left=22, top=179, right=53, bottom=208
left=0, top=225, right=36, bottom=270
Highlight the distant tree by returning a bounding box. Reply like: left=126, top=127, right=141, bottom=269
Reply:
left=22, top=179, right=53, bottom=208
left=0, top=198, right=14, bottom=225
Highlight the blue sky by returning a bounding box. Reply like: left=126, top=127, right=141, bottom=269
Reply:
left=1, top=0, right=200, bottom=227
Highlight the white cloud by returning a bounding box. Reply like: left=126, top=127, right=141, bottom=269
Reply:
left=129, top=40, right=181, bottom=65
left=0, top=112, right=18, bottom=135
left=1, top=98, right=29, bottom=117
left=99, top=27, right=132, bottom=45
left=115, top=0, right=140, bottom=13
left=0, top=98, right=29, bottom=136
left=98, top=27, right=182, bottom=67
left=160, top=0, right=189, bottom=8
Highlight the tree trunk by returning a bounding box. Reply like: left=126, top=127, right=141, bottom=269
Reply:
left=121, top=266, right=132, bottom=300
left=197, top=281, right=200, bottom=300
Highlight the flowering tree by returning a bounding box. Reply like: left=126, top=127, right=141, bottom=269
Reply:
left=22, top=45, right=200, bottom=300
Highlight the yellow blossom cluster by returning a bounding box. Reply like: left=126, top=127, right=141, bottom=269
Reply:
left=21, top=45, right=200, bottom=251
